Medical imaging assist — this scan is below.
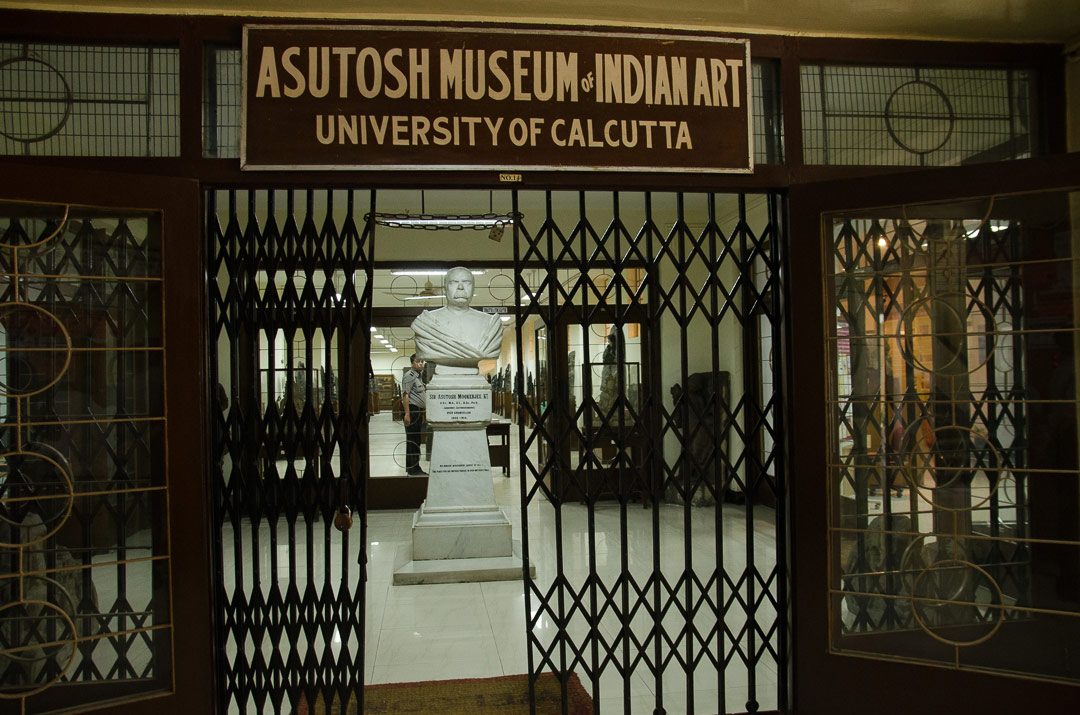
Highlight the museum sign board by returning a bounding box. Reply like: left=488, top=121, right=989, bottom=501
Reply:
left=241, top=25, right=753, bottom=173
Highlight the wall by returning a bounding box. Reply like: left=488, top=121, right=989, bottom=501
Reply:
left=370, top=351, right=410, bottom=377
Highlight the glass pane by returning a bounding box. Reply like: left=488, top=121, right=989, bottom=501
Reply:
left=368, top=326, right=415, bottom=477
left=825, top=188, right=1080, bottom=683
left=564, top=322, right=643, bottom=472
left=802, top=65, right=1034, bottom=167
left=752, top=59, right=783, bottom=165
left=0, top=200, right=171, bottom=712
left=203, top=46, right=241, bottom=159
left=0, top=43, right=180, bottom=158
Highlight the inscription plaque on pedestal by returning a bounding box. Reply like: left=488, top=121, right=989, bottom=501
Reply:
left=427, top=389, right=490, bottom=424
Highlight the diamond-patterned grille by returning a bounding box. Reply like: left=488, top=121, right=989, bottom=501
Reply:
left=823, top=188, right=1080, bottom=684
left=515, top=191, right=786, bottom=714
left=208, top=189, right=373, bottom=714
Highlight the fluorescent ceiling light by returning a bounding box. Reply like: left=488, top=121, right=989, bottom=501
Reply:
left=396, top=217, right=505, bottom=227
left=371, top=213, right=515, bottom=230
left=403, top=294, right=445, bottom=301
left=389, top=270, right=485, bottom=276
left=374, top=334, right=384, bottom=339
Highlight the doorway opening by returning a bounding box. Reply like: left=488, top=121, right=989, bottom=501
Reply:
left=207, top=187, right=787, bottom=714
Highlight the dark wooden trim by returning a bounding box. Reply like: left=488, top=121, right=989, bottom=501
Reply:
left=0, top=9, right=785, bottom=53
left=15, top=158, right=911, bottom=192
left=1, top=10, right=199, bottom=44
left=1038, top=49, right=1069, bottom=156
left=779, top=37, right=804, bottom=169
left=0, top=164, right=214, bottom=715
left=0, top=156, right=791, bottom=191
left=793, top=151, right=1080, bottom=211
left=0, top=7, right=1069, bottom=189
left=207, top=162, right=795, bottom=192
left=791, top=35, right=1062, bottom=67
left=178, top=25, right=205, bottom=164
left=4, top=10, right=1077, bottom=712
left=787, top=151, right=1080, bottom=715
left=165, top=172, right=214, bottom=715
left=784, top=178, right=828, bottom=715
left=368, top=476, right=428, bottom=509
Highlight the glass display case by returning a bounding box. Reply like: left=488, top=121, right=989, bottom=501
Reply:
left=582, top=361, right=641, bottom=426
left=567, top=323, right=642, bottom=428
left=561, top=322, right=646, bottom=476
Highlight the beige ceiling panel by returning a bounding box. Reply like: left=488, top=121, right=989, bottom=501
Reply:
left=3, top=0, right=1079, bottom=42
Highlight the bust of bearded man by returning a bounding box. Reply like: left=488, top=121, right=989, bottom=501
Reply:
left=411, top=266, right=503, bottom=369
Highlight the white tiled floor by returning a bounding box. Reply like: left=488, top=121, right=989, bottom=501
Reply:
left=217, top=412, right=780, bottom=713
left=361, top=414, right=782, bottom=715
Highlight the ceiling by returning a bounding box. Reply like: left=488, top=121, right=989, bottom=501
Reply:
left=4, top=0, right=1080, bottom=44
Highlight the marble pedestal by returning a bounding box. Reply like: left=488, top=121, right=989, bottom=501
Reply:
left=394, top=366, right=533, bottom=585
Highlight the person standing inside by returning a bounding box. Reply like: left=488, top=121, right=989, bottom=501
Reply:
left=402, top=353, right=427, bottom=476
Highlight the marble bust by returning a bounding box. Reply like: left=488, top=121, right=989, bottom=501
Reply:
left=412, top=266, right=502, bottom=368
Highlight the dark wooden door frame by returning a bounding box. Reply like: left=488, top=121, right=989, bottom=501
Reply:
left=786, top=151, right=1080, bottom=715
left=0, top=162, right=213, bottom=714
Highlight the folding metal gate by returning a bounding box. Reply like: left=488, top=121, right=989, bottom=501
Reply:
left=207, top=189, right=374, bottom=713
left=207, top=188, right=786, bottom=715
left=514, top=190, right=787, bottom=715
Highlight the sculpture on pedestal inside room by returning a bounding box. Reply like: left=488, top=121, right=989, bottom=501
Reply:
left=393, top=266, right=533, bottom=584
left=412, top=273, right=502, bottom=365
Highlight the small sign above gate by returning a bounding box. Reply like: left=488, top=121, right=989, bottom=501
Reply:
left=241, top=25, right=753, bottom=173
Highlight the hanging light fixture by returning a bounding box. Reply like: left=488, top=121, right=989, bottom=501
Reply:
left=369, top=214, right=516, bottom=229
left=365, top=190, right=520, bottom=240
left=389, top=269, right=485, bottom=276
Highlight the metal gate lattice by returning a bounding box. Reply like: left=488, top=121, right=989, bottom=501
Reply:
left=831, top=211, right=1029, bottom=636
left=208, top=189, right=374, bottom=714
left=514, top=191, right=787, bottom=715
left=1, top=204, right=171, bottom=713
